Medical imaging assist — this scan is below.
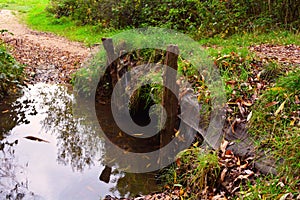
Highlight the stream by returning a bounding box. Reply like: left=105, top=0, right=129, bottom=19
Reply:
left=0, top=83, right=159, bottom=199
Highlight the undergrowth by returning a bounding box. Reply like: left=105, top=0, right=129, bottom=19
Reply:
left=246, top=69, right=300, bottom=199
left=160, top=148, right=220, bottom=199
left=0, top=31, right=24, bottom=100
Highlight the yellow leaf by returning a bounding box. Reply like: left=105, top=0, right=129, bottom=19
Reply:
left=179, top=188, right=184, bottom=196
left=290, top=119, right=295, bottom=126
left=269, top=87, right=284, bottom=91
left=274, top=100, right=286, bottom=116
left=175, top=130, right=180, bottom=137
left=193, top=141, right=199, bottom=147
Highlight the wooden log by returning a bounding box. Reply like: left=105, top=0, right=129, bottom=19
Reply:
left=101, top=38, right=118, bottom=88
left=160, top=45, right=179, bottom=148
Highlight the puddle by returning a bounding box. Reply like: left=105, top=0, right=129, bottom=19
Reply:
left=0, top=83, right=159, bottom=199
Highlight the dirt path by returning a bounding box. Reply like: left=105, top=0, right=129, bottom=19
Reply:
left=0, top=9, right=92, bottom=84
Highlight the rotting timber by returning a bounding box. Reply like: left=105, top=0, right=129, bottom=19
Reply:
left=95, top=38, right=277, bottom=183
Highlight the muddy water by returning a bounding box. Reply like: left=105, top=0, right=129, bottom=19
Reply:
left=0, top=83, right=159, bottom=199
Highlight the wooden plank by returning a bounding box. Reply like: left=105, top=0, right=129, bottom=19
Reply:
left=101, top=38, right=118, bottom=87
left=160, top=45, right=179, bottom=148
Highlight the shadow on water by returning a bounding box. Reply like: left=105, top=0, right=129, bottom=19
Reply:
left=0, top=83, right=160, bottom=199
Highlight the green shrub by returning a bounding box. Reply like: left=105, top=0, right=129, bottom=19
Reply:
left=0, top=32, right=24, bottom=99
left=47, top=0, right=300, bottom=38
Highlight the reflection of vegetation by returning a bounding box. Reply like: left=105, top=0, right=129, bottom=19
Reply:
left=110, top=170, right=160, bottom=198
left=0, top=140, right=37, bottom=199
left=0, top=94, right=31, bottom=138
left=36, top=84, right=102, bottom=172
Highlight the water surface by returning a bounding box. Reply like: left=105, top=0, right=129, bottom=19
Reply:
left=0, top=83, right=159, bottom=199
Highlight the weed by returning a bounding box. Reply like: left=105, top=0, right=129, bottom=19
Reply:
left=160, top=148, right=220, bottom=199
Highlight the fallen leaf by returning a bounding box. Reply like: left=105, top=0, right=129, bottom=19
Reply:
left=242, top=100, right=252, bottom=107
left=274, top=100, right=286, bottom=116
left=265, top=101, right=279, bottom=108
left=220, top=168, right=227, bottom=182
left=244, top=169, right=254, bottom=175
left=220, top=139, right=229, bottom=155
left=247, top=111, right=252, bottom=121
left=225, top=150, right=233, bottom=156
left=175, top=130, right=180, bottom=137
left=295, top=95, right=300, bottom=104
left=269, top=87, right=284, bottom=91
left=176, top=158, right=181, bottom=167
left=279, top=193, right=291, bottom=200
left=179, top=188, right=184, bottom=196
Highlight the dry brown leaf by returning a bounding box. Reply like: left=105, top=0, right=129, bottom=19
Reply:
left=242, top=99, right=252, bottom=107
left=295, top=95, right=300, bottom=104
left=220, top=139, right=229, bottom=155
left=265, top=101, right=279, bottom=108
left=220, top=168, right=227, bottom=182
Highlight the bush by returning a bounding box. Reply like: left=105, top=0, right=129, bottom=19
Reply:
left=47, top=0, right=299, bottom=38
left=0, top=31, right=24, bottom=100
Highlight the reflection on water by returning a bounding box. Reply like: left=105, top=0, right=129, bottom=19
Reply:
left=0, top=83, right=159, bottom=199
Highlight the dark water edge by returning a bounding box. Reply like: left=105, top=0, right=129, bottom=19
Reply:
left=0, top=83, right=160, bottom=200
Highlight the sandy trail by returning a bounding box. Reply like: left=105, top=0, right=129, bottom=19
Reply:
left=0, top=9, right=89, bottom=55
left=0, top=9, right=92, bottom=84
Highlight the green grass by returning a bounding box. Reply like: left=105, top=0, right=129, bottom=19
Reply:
left=160, top=148, right=220, bottom=199
left=0, top=0, right=46, bottom=12
left=243, top=68, right=300, bottom=199
left=198, top=31, right=300, bottom=58
left=199, top=31, right=300, bottom=47
left=0, top=0, right=122, bottom=46
left=25, top=5, right=123, bottom=46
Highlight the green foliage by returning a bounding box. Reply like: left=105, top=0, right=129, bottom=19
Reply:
left=71, top=48, right=106, bottom=96
left=160, top=148, right=220, bottom=199
left=47, top=0, right=300, bottom=38
left=250, top=68, right=300, bottom=137
left=0, top=35, right=24, bottom=100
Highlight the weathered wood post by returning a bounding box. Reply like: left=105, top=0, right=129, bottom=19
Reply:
left=101, top=38, right=118, bottom=88
left=160, top=45, right=179, bottom=148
